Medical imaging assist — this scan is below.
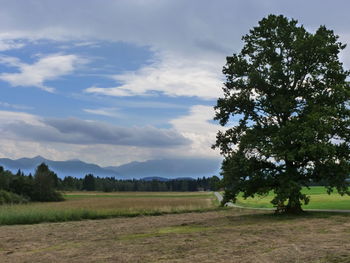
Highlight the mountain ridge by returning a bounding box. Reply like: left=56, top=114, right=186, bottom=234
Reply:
left=0, top=156, right=221, bottom=179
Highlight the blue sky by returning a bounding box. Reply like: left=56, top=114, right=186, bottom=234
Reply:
left=0, top=0, right=349, bottom=166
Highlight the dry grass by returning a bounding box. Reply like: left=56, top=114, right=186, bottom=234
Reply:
left=65, top=191, right=209, bottom=196
left=32, top=193, right=214, bottom=210
left=1, top=208, right=350, bottom=262
left=0, top=192, right=217, bottom=225
left=66, top=196, right=213, bottom=210
left=63, top=191, right=215, bottom=211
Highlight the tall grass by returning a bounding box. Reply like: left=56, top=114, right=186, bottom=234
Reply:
left=0, top=192, right=219, bottom=225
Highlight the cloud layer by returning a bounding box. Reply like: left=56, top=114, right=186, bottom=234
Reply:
left=0, top=0, right=349, bottom=166
left=1, top=1, right=350, bottom=98
left=170, top=105, right=223, bottom=158
left=0, top=111, right=189, bottom=147
left=0, top=106, right=221, bottom=165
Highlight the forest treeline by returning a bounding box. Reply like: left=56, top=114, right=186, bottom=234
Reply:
left=0, top=163, right=221, bottom=204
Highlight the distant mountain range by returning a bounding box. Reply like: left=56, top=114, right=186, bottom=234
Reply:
left=0, top=156, right=221, bottom=180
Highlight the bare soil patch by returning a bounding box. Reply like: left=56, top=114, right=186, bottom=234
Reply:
left=1, top=208, right=350, bottom=262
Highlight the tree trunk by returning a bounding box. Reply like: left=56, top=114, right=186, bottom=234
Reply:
left=283, top=160, right=305, bottom=214
left=285, top=191, right=304, bottom=214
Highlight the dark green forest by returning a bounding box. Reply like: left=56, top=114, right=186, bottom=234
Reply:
left=0, top=163, right=221, bottom=204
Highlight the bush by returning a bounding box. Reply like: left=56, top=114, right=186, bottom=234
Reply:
left=32, top=190, right=64, bottom=202
left=0, top=190, right=28, bottom=205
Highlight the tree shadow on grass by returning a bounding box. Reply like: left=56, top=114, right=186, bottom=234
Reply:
left=232, top=210, right=350, bottom=224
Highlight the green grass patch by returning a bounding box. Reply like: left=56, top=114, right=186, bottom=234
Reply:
left=236, top=186, right=350, bottom=210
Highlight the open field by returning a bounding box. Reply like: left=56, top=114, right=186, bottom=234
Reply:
left=1, top=208, right=350, bottom=262
left=236, top=186, right=350, bottom=210
left=0, top=192, right=218, bottom=225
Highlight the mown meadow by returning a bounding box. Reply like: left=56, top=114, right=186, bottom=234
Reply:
left=236, top=186, right=350, bottom=210
left=0, top=191, right=219, bottom=225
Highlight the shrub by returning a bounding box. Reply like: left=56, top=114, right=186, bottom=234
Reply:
left=0, top=190, right=28, bottom=205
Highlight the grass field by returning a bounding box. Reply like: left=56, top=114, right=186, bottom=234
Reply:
left=0, top=191, right=218, bottom=225
left=1, top=191, right=350, bottom=262
left=236, top=186, right=350, bottom=210
left=1, top=209, right=350, bottom=262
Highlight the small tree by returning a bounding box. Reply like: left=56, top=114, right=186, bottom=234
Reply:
left=33, top=163, right=63, bottom=201
left=214, top=15, right=350, bottom=213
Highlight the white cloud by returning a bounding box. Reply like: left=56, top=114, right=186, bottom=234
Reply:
left=0, top=101, right=32, bottom=110
left=0, top=54, right=84, bottom=91
left=0, top=56, right=23, bottom=67
left=0, top=39, right=25, bottom=51
left=114, top=100, right=188, bottom=109
left=86, top=85, right=133, bottom=97
left=0, top=139, right=65, bottom=161
left=83, top=107, right=121, bottom=117
left=0, top=136, right=166, bottom=167
left=85, top=53, right=223, bottom=99
left=169, top=105, right=223, bottom=158
left=0, top=110, right=43, bottom=126
left=74, top=41, right=100, bottom=48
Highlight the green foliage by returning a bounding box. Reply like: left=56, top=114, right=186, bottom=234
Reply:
left=66, top=175, right=219, bottom=192
left=0, top=167, right=34, bottom=199
left=62, top=176, right=79, bottom=190
left=0, top=164, right=63, bottom=202
left=0, top=164, right=221, bottom=195
left=214, top=14, right=350, bottom=213
left=0, top=190, right=28, bottom=205
left=32, top=163, right=64, bottom=202
left=82, top=173, right=96, bottom=191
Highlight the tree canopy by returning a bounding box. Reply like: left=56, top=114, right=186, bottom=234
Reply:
left=214, top=14, right=350, bottom=213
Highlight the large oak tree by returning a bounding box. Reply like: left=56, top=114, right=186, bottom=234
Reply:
left=214, top=15, right=350, bottom=213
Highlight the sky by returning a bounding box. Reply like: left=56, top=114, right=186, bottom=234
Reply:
left=0, top=0, right=350, bottom=167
